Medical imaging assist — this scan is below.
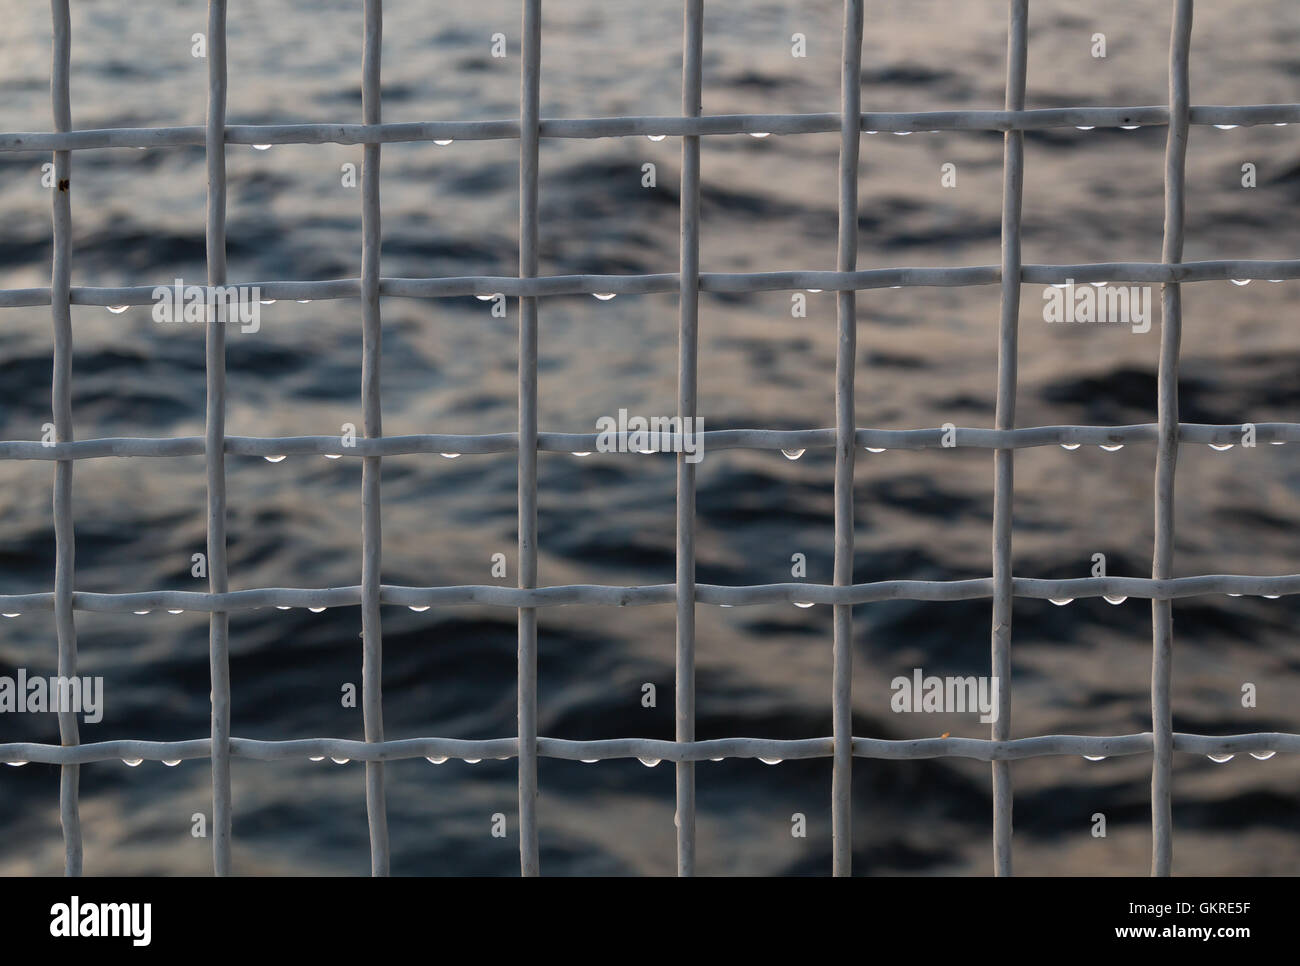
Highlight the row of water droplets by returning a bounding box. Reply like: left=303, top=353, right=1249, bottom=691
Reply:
left=108, top=274, right=1287, bottom=316
left=253, top=436, right=1284, bottom=464
left=3, top=749, right=1278, bottom=767
left=106, top=297, right=315, bottom=314
left=105, top=266, right=1288, bottom=327
left=169, top=123, right=1297, bottom=159
left=1082, top=751, right=1276, bottom=763
left=776, top=441, right=1286, bottom=460
left=8, top=584, right=1284, bottom=620
left=245, top=140, right=454, bottom=151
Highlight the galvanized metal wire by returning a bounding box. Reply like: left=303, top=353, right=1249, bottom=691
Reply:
left=5, top=259, right=1300, bottom=307
left=360, top=0, right=390, bottom=878
left=2, top=0, right=1297, bottom=877
left=203, top=0, right=233, bottom=879
left=831, top=0, right=864, bottom=878
left=517, top=0, right=542, bottom=879
left=991, top=0, right=1028, bottom=878
left=49, top=0, right=81, bottom=880
left=1151, top=0, right=1195, bottom=878
left=675, top=0, right=704, bottom=878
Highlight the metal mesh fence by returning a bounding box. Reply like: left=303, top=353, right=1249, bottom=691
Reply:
left=2, top=0, right=1300, bottom=877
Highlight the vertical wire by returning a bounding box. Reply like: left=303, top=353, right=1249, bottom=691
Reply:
left=1152, top=0, right=1193, bottom=878
left=991, top=0, right=1029, bottom=878
left=832, top=0, right=864, bottom=877
left=49, top=0, right=82, bottom=877
left=204, top=0, right=232, bottom=876
left=361, top=0, right=390, bottom=877
left=675, top=0, right=703, bottom=878
left=518, top=0, right=542, bottom=877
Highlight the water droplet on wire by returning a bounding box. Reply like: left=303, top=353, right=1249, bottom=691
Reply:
left=409, top=605, right=430, bottom=612
left=440, top=452, right=461, bottom=459
left=434, top=139, right=454, bottom=146
left=592, top=292, right=617, bottom=301
left=638, top=757, right=661, bottom=767
left=264, top=455, right=287, bottom=463
left=1049, top=598, right=1073, bottom=606
left=646, top=134, right=666, bottom=142
left=748, top=132, right=771, bottom=138
left=1250, top=750, right=1276, bottom=760
left=309, top=606, right=326, bottom=613
left=1060, top=443, right=1081, bottom=451
left=163, top=759, right=181, bottom=767
left=122, top=758, right=143, bottom=767
left=1083, top=754, right=1107, bottom=761
left=253, top=143, right=272, bottom=150
left=758, top=757, right=783, bottom=765
left=793, top=601, right=814, bottom=609
left=107, top=305, right=129, bottom=314
left=781, top=448, right=804, bottom=460
left=1213, top=124, right=1238, bottom=130
left=1231, top=279, right=1251, bottom=286
left=1207, top=753, right=1234, bottom=763
left=1099, top=444, right=1124, bottom=452
left=1103, top=595, right=1127, bottom=605
left=324, top=453, right=342, bottom=460
left=331, top=757, right=350, bottom=764
left=1209, top=443, right=1234, bottom=451
left=426, top=756, right=448, bottom=764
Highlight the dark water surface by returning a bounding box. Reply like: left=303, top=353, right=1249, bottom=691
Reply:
left=2, top=0, right=1300, bottom=874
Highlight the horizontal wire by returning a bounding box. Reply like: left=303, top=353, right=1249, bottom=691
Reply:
left=1, top=732, right=1296, bottom=766
left=0, top=104, right=1297, bottom=152
left=0, top=423, right=1289, bottom=460
left=2, top=573, right=1300, bottom=613
left=2, top=260, right=1299, bottom=306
